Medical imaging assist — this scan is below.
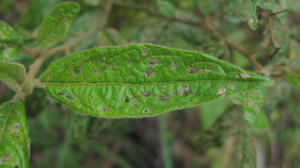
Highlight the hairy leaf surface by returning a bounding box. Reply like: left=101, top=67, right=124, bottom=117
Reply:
left=0, top=21, right=23, bottom=45
left=40, top=44, right=268, bottom=118
left=36, top=2, right=81, bottom=50
left=0, top=100, right=30, bottom=168
left=0, top=61, right=26, bottom=92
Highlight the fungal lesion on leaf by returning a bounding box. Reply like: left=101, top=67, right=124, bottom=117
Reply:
left=73, top=66, right=82, bottom=75
left=58, top=90, right=75, bottom=101
left=204, top=66, right=212, bottom=73
left=140, top=47, right=149, bottom=56
left=183, top=85, right=190, bottom=94
left=160, top=88, right=167, bottom=92
left=145, top=68, right=154, bottom=77
left=99, top=66, right=106, bottom=73
left=171, top=61, right=178, bottom=67
left=140, top=91, right=152, bottom=97
left=124, top=95, right=130, bottom=103
left=188, top=66, right=199, bottom=74
left=143, top=109, right=150, bottom=113
left=159, top=95, right=169, bottom=102
left=149, top=59, right=161, bottom=66
left=216, top=88, right=227, bottom=95
left=172, top=90, right=179, bottom=96
left=131, top=104, right=138, bottom=108
left=12, top=123, right=20, bottom=132
left=101, top=107, right=109, bottom=112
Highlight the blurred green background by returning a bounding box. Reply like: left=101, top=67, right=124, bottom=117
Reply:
left=1, top=0, right=300, bottom=167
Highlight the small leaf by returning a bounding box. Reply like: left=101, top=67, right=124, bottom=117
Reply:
left=0, top=21, right=23, bottom=45
left=231, top=89, right=269, bottom=129
left=200, top=98, right=228, bottom=129
left=284, top=68, right=300, bottom=88
left=248, top=2, right=258, bottom=30
left=36, top=2, right=81, bottom=50
left=157, top=0, right=176, bottom=19
left=193, top=0, right=211, bottom=16
left=40, top=44, right=268, bottom=118
left=0, top=61, right=26, bottom=92
left=0, top=47, right=22, bottom=61
left=243, top=106, right=269, bottom=129
left=0, top=100, right=30, bottom=168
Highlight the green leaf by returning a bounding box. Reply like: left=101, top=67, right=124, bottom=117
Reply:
left=157, top=0, right=176, bottom=19
left=0, top=61, right=26, bottom=92
left=40, top=44, right=268, bottom=118
left=248, top=1, right=258, bottom=30
left=200, top=98, right=227, bottom=129
left=0, top=100, right=30, bottom=168
left=243, top=106, right=269, bottom=129
left=284, top=68, right=300, bottom=88
left=0, top=46, right=22, bottom=61
left=231, top=89, right=269, bottom=129
left=0, top=21, right=23, bottom=45
left=36, top=2, right=81, bottom=50
left=193, top=0, right=211, bottom=16
left=248, top=0, right=274, bottom=30
left=0, top=0, right=16, bottom=13
left=18, top=0, right=59, bottom=31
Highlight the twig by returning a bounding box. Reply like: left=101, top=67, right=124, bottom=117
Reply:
left=114, top=2, right=265, bottom=71
left=45, top=0, right=113, bottom=58
left=103, top=142, right=122, bottom=168
left=267, top=47, right=280, bottom=60
left=159, top=115, right=173, bottom=168
left=222, top=136, right=236, bottom=168
left=270, top=9, right=289, bottom=16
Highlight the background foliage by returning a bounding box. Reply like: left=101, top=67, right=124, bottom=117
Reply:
left=0, top=0, right=300, bottom=167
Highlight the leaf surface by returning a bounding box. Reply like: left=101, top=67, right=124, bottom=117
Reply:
left=0, top=21, right=23, bottom=45
left=0, top=61, right=26, bottom=92
left=0, top=100, right=30, bottom=168
left=40, top=44, right=268, bottom=118
left=36, top=2, right=81, bottom=50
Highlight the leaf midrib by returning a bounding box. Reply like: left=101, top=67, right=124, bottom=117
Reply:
left=43, top=78, right=266, bottom=86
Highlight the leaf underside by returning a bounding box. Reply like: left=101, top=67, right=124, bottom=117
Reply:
left=0, top=101, right=30, bottom=168
left=36, top=2, right=81, bottom=50
left=40, top=44, right=268, bottom=118
left=0, top=61, right=26, bottom=92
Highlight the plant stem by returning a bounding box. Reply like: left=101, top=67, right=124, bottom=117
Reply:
left=159, top=115, right=173, bottom=168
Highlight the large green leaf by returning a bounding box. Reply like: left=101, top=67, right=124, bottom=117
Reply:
left=0, top=100, right=30, bottom=168
left=0, top=21, right=23, bottom=45
left=0, top=61, right=26, bottom=92
left=40, top=44, right=268, bottom=118
left=36, top=2, right=81, bottom=50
